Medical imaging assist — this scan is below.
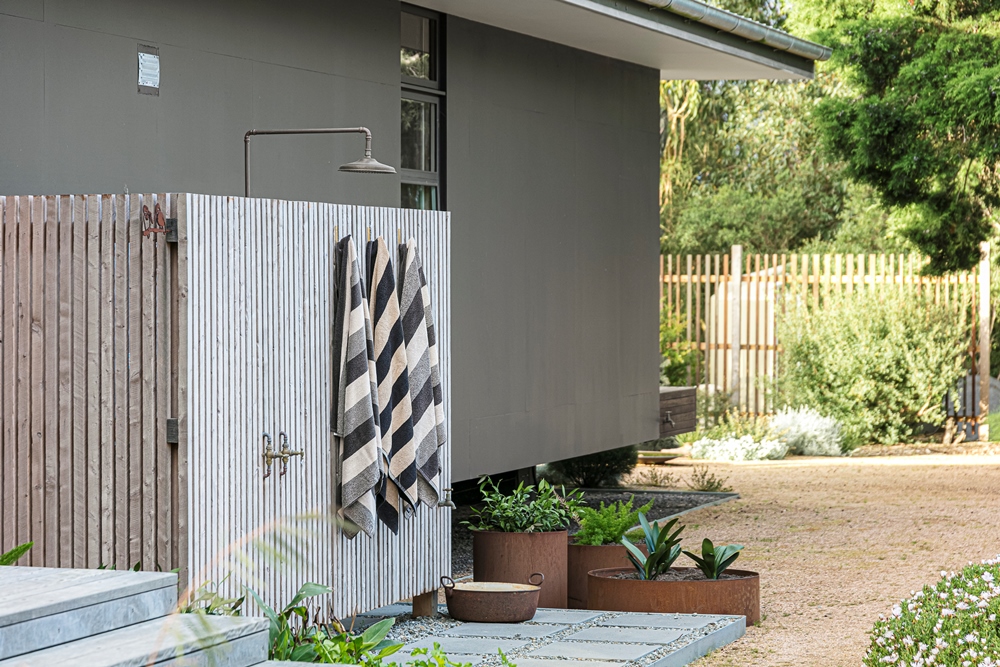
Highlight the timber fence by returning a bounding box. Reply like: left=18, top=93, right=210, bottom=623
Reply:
left=660, top=245, right=992, bottom=435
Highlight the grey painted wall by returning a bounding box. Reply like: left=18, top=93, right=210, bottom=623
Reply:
left=446, top=18, right=660, bottom=481
left=0, top=0, right=401, bottom=206
left=0, top=1, right=661, bottom=482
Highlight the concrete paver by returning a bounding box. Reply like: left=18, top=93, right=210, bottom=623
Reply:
left=565, top=626, right=685, bottom=645
left=527, top=640, right=660, bottom=661
left=441, top=623, right=567, bottom=639
left=599, top=614, right=723, bottom=630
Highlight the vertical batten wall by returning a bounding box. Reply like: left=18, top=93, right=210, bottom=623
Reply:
left=0, top=194, right=184, bottom=573
left=185, top=194, right=450, bottom=615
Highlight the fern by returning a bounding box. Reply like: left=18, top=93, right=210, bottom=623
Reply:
left=573, top=497, right=654, bottom=546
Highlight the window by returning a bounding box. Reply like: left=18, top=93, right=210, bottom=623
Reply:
left=400, top=7, right=443, bottom=210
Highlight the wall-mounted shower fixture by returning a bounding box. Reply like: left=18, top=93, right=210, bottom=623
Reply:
left=243, top=126, right=396, bottom=197
left=277, top=431, right=303, bottom=477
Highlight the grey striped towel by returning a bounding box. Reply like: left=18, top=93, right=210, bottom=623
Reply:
left=398, top=239, right=447, bottom=506
left=332, top=236, right=382, bottom=539
left=367, top=237, right=418, bottom=533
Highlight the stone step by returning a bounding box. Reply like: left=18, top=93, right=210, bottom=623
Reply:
left=0, top=566, right=178, bottom=659
left=0, top=614, right=269, bottom=667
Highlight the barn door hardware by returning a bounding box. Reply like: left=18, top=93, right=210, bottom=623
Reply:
left=141, top=203, right=168, bottom=237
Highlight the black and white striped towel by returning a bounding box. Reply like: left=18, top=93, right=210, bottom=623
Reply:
left=332, top=236, right=382, bottom=539
left=398, top=239, right=447, bottom=506
left=367, top=237, right=418, bottom=533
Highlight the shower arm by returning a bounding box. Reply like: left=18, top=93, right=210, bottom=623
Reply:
left=243, top=127, right=374, bottom=197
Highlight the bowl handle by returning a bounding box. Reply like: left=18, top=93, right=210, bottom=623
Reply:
left=528, top=572, right=545, bottom=586
left=440, top=575, right=456, bottom=598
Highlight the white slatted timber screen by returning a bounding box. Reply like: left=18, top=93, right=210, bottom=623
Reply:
left=0, top=194, right=184, bottom=573
left=184, top=195, right=451, bottom=616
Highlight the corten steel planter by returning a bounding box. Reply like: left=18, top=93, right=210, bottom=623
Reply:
left=441, top=573, right=544, bottom=622
left=567, top=542, right=646, bottom=609
left=587, top=567, right=760, bottom=624
left=472, top=530, right=568, bottom=608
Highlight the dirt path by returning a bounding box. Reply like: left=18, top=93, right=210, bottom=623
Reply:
left=653, top=455, right=1000, bottom=667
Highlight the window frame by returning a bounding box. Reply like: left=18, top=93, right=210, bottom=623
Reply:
left=400, top=5, right=442, bottom=91
left=400, top=4, right=445, bottom=210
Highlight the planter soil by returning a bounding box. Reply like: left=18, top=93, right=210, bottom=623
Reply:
left=587, top=566, right=760, bottom=624
left=472, top=530, right=567, bottom=608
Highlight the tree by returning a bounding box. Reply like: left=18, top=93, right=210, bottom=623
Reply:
left=809, top=2, right=1000, bottom=272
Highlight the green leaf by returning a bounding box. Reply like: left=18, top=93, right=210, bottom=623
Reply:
left=361, top=617, right=395, bottom=646
left=0, top=542, right=33, bottom=566
left=285, top=582, right=331, bottom=611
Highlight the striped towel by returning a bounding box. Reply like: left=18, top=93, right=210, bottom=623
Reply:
left=398, top=240, right=447, bottom=506
left=367, top=237, right=418, bottom=533
left=332, top=236, right=382, bottom=539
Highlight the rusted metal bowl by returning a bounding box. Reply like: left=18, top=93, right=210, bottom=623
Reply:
left=441, top=573, right=544, bottom=623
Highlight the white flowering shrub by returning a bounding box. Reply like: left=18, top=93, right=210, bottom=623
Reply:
left=769, top=406, right=843, bottom=456
left=690, top=435, right=788, bottom=462
left=864, top=556, right=1000, bottom=667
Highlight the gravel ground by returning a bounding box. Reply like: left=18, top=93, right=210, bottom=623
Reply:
left=657, top=454, right=1000, bottom=667
left=384, top=610, right=742, bottom=666
left=451, top=489, right=735, bottom=579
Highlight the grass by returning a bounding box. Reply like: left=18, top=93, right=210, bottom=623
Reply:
left=988, top=411, right=1000, bottom=441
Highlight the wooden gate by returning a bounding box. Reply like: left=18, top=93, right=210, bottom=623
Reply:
left=0, top=194, right=184, bottom=571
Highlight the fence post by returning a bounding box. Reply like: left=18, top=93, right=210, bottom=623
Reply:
left=979, top=241, right=991, bottom=441
left=729, top=245, right=743, bottom=407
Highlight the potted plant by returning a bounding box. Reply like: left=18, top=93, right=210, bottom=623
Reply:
left=464, top=477, right=583, bottom=608
left=587, top=513, right=760, bottom=623
left=567, top=496, right=652, bottom=608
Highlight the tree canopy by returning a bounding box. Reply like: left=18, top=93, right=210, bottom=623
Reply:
left=811, top=1, right=1000, bottom=272
left=661, top=0, right=999, bottom=270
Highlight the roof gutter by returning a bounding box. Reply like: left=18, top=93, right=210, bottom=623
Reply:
left=639, top=0, right=831, bottom=61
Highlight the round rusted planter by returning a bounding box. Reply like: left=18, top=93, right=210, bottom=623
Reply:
left=472, top=530, right=568, bottom=608
left=567, top=542, right=646, bottom=609
left=587, top=567, right=760, bottom=625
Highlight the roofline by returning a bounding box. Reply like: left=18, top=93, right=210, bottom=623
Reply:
left=636, top=0, right=831, bottom=61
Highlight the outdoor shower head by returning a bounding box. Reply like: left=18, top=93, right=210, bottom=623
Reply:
left=338, top=156, right=397, bottom=174
left=244, top=126, right=396, bottom=196
left=339, top=128, right=396, bottom=174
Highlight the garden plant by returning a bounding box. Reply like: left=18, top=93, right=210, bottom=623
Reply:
left=621, top=514, right=684, bottom=581
left=463, top=477, right=583, bottom=533
left=573, top=496, right=654, bottom=547
left=863, top=556, right=1000, bottom=667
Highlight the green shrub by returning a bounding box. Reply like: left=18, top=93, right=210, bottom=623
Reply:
left=660, top=308, right=697, bottom=386
left=546, top=446, right=638, bottom=488
left=863, top=556, right=1000, bottom=667
left=573, top=496, right=654, bottom=546
left=463, top=477, right=584, bottom=533
left=778, top=290, right=968, bottom=448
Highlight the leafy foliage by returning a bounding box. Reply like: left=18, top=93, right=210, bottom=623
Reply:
left=179, top=580, right=245, bottom=616
left=660, top=308, right=697, bottom=386
left=863, top=555, right=1000, bottom=667
left=777, top=290, right=969, bottom=447
left=464, top=477, right=584, bottom=533
left=769, top=406, right=844, bottom=456
left=690, top=434, right=788, bottom=461
left=0, top=542, right=32, bottom=566
left=312, top=619, right=404, bottom=665
left=810, top=3, right=1000, bottom=272
left=621, top=514, right=685, bottom=580
left=573, top=496, right=654, bottom=546
left=247, top=582, right=349, bottom=662
left=546, top=447, right=638, bottom=488
left=685, top=465, right=733, bottom=493
left=683, top=538, right=744, bottom=580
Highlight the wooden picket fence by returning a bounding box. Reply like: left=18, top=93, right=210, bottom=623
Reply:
left=0, top=194, right=183, bottom=571
left=660, top=245, right=992, bottom=434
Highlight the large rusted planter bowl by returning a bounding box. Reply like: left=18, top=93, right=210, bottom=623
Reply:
left=472, top=529, right=568, bottom=608
left=441, top=573, right=543, bottom=623
left=587, top=567, right=760, bottom=625
left=567, top=542, right=646, bottom=609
